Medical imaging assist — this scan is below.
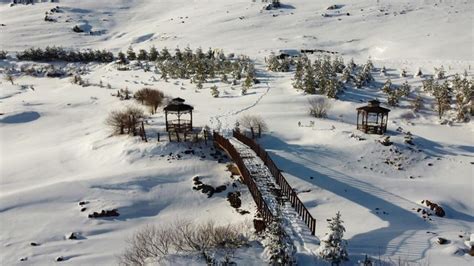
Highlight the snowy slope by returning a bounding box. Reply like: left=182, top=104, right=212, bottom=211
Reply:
left=0, top=0, right=473, bottom=265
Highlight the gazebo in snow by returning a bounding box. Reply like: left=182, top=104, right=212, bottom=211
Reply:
left=356, top=100, right=390, bottom=134
left=164, top=97, right=193, bottom=134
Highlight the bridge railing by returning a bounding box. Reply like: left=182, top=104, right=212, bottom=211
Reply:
left=213, top=132, right=274, bottom=226
left=233, top=130, right=316, bottom=235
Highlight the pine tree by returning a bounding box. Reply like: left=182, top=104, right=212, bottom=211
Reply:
left=399, top=80, right=411, bottom=97
left=149, top=46, right=159, bottom=61
left=432, top=80, right=451, bottom=119
left=242, top=72, right=253, bottom=91
left=117, top=51, right=127, bottom=64
left=380, top=66, right=387, bottom=76
left=126, top=46, right=136, bottom=61
left=210, top=85, right=219, bottom=98
left=415, top=67, right=423, bottom=77
left=341, top=66, right=351, bottom=83
left=292, top=56, right=306, bottom=89
left=160, top=47, right=171, bottom=61
left=410, top=94, right=424, bottom=112
left=302, top=61, right=317, bottom=94
left=400, top=68, right=407, bottom=78
left=326, top=78, right=341, bottom=98
left=137, top=49, right=148, bottom=61
left=221, top=73, right=228, bottom=84
left=318, top=212, right=348, bottom=265
left=266, top=53, right=281, bottom=72
left=434, top=66, right=446, bottom=80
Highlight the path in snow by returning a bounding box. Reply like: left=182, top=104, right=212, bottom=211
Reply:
left=209, top=80, right=271, bottom=134
left=229, top=138, right=320, bottom=264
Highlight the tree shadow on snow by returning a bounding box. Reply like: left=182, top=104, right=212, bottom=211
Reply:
left=258, top=135, right=433, bottom=261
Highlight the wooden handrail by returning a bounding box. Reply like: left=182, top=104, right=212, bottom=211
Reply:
left=233, top=130, right=317, bottom=235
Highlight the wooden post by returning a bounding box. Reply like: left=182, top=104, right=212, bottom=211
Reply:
left=176, top=130, right=180, bottom=142
left=165, top=111, right=168, bottom=131
left=190, top=110, right=193, bottom=129
left=258, top=124, right=261, bottom=138
left=141, top=121, right=147, bottom=142
left=157, top=132, right=160, bottom=142
left=250, top=127, right=254, bottom=139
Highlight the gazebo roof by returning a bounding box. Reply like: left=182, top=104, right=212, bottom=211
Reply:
left=164, top=98, right=194, bottom=112
left=357, top=100, right=390, bottom=113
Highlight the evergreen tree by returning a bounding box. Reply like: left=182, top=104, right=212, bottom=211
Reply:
left=399, top=80, right=411, bottom=97
left=160, top=47, right=171, bottom=61
left=302, top=60, right=317, bottom=94
left=210, top=85, right=219, bottom=98
left=415, top=68, right=423, bottom=77
left=318, top=212, right=348, bottom=265
left=117, top=51, right=128, bottom=64
left=410, top=94, right=424, bottom=112
left=434, top=66, right=446, bottom=80
left=242, top=72, right=253, bottom=91
left=341, top=66, right=351, bottom=83
left=137, top=49, right=148, bottom=61
left=149, top=46, right=159, bottom=61
left=126, top=46, right=136, bottom=61
left=432, top=80, right=451, bottom=119
left=221, top=73, right=228, bottom=84
left=400, top=68, right=407, bottom=78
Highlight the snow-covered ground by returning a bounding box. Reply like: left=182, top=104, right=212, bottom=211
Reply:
left=0, top=0, right=473, bottom=265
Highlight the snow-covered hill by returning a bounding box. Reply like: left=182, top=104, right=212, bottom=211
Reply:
left=0, top=0, right=473, bottom=265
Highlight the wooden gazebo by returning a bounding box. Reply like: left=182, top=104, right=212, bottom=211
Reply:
left=356, top=100, right=390, bottom=134
left=164, top=97, right=193, bottom=134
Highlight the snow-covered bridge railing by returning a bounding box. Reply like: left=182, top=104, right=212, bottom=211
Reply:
left=233, top=130, right=317, bottom=236
left=213, top=132, right=274, bottom=226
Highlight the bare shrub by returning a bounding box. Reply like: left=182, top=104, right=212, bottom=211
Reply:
left=4, top=74, right=14, bottom=85
left=238, top=115, right=268, bottom=136
left=134, top=88, right=164, bottom=114
left=106, top=106, right=144, bottom=135
left=308, top=97, right=331, bottom=118
left=119, top=220, right=250, bottom=266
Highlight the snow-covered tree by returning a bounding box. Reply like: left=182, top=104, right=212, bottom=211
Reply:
left=210, top=85, right=219, bottom=98
left=341, top=66, right=351, bottom=84
left=400, top=68, right=407, bottom=78
left=434, top=66, right=446, bottom=80
left=415, top=67, right=423, bottom=77
left=380, top=66, right=387, bottom=76
left=410, top=94, right=424, bottom=112
left=318, top=211, right=348, bottom=265
left=432, top=80, right=451, bottom=119
left=117, top=51, right=127, bottom=64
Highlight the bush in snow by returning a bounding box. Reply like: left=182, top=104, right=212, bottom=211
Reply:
left=308, top=97, right=331, bottom=118
left=0, top=50, right=7, bottom=59
left=318, top=211, right=348, bottom=265
left=126, top=46, right=136, bottom=61
left=134, top=88, right=165, bottom=114
left=119, top=220, right=250, bottom=265
left=210, top=85, right=219, bottom=98
left=106, top=106, right=144, bottom=136
left=238, top=114, right=268, bottom=137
